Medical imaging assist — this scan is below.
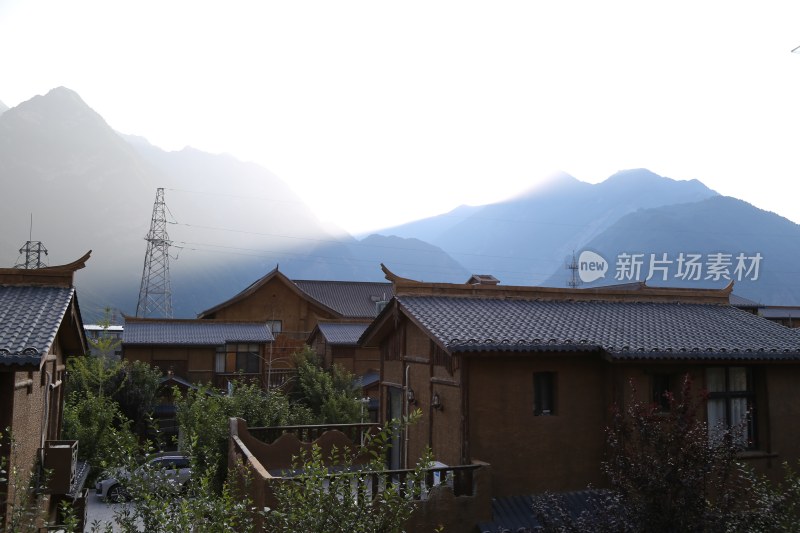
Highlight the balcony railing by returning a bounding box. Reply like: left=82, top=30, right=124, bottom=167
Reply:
left=265, top=368, right=297, bottom=390
left=212, top=369, right=297, bottom=392
left=248, top=422, right=379, bottom=444
left=228, top=418, right=492, bottom=530
left=213, top=372, right=260, bottom=390
left=271, top=463, right=482, bottom=500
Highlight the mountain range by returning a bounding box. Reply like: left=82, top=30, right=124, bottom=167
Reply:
left=1, top=87, right=799, bottom=320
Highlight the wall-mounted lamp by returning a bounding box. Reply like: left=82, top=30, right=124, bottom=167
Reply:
left=432, top=392, right=443, bottom=411
left=407, top=388, right=417, bottom=405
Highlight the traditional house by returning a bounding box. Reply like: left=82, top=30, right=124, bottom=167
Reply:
left=0, top=252, right=90, bottom=528
left=122, top=318, right=275, bottom=389
left=361, top=266, right=800, bottom=498
left=197, top=266, right=391, bottom=377
left=307, top=321, right=379, bottom=375
left=307, top=321, right=381, bottom=420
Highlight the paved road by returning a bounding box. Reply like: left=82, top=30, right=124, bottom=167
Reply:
left=84, top=490, right=122, bottom=532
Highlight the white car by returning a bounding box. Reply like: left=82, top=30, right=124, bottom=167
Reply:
left=96, top=453, right=192, bottom=502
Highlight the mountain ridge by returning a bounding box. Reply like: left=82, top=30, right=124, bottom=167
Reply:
left=2, top=86, right=797, bottom=316
left=378, top=168, right=719, bottom=286
left=548, top=195, right=800, bottom=305
left=0, top=88, right=467, bottom=319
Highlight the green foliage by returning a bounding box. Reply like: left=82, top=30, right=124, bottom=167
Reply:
left=63, top=351, right=158, bottom=478
left=65, top=355, right=161, bottom=434
left=63, top=347, right=160, bottom=484
left=532, top=375, right=800, bottom=533
left=264, top=410, right=430, bottom=533
left=62, top=391, right=137, bottom=469
left=175, top=381, right=311, bottom=487
left=292, top=346, right=362, bottom=424
left=65, top=351, right=121, bottom=398
left=0, top=430, right=49, bottom=533
left=113, top=360, right=163, bottom=432
left=89, top=441, right=257, bottom=533
left=86, top=308, right=122, bottom=359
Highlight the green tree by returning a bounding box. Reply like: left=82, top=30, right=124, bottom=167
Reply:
left=65, top=354, right=161, bottom=436
left=86, top=307, right=122, bottom=359
left=175, top=382, right=312, bottom=488
left=292, top=346, right=362, bottom=424
left=112, top=360, right=162, bottom=434
left=62, top=391, right=138, bottom=472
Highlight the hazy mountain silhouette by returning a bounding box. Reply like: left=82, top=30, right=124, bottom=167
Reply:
left=542, top=196, right=800, bottom=305
left=379, top=169, right=718, bottom=285
left=4, top=87, right=794, bottom=315
left=0, top=88, right=467, bottom=320
left=0, top=100, right=8, bottom=115
left=0, top=87, right=159, bottom=319
left=349, top=234, right=469, bottom=283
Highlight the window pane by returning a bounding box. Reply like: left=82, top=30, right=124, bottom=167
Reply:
left=534, top=372, right=555, bottom=416
left=706, top=367, right=726, bottom=392
left=729, top=367, right=748, bottom=391
left=707, top=398, right=726, bottom=441
left=730, top=397, right=750, bottom=446
left=236, top=352, right=259, bottom=374
left=652, top=374, right=671, bottom=411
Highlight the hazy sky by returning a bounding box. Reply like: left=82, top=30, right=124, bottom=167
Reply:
left=2, top=1, right=799, bottom=235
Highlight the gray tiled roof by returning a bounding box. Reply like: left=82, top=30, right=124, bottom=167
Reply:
left=294, top=281, right=392, bottom=318
left=0, top=285, right=75, bottom=365
left=316, top=322, right=369, bottom=345
left=730, top=293, right=762, bottom=308
left=397, top=296, right=800, bottom=360
left=477, top=490, right=606, bottom=533
left=760, top=307, right=800, bottom=320
left=124, top=321, right=274, bottom=345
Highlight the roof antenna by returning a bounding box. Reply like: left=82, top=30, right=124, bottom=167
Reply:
left=15, top=214, right=48, bottom=269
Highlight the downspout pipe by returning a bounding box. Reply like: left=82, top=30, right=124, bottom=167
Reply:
left=404, top=363, right=410, bottom=469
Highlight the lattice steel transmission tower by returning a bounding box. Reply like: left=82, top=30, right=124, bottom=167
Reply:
left=566, top=251, right=581, bottom=288
left=15, top=216, right=48, bottom=269
left=136, top=188, right=173, bottom=318
left=15, top=240, right=48, bottom=269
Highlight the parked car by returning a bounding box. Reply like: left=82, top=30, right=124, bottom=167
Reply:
left=96, top=452, right=192, bottom=502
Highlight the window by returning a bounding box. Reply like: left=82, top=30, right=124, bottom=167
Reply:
left=266, top=320, right=282, bottom=334
left=217, top=344, right=261, bottom=374
left=215, top=346, right=226, bottom=373
left=652, top=373, right=673, bottom=412
left=706, top=367, right=755, bottom=448
left=534, top=372, right=556, bottom=416
left=234, top=344, right=261, bottom=374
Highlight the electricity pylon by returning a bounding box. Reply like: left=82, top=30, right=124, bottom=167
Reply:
left=15, top=240, right=48, bottom=269
left=136, top=188, right=173, bottom=318
left=15, top=216, right=48, bottom=269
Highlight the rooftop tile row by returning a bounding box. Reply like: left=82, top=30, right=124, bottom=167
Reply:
left=398, top=296, right=800, bottom=360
